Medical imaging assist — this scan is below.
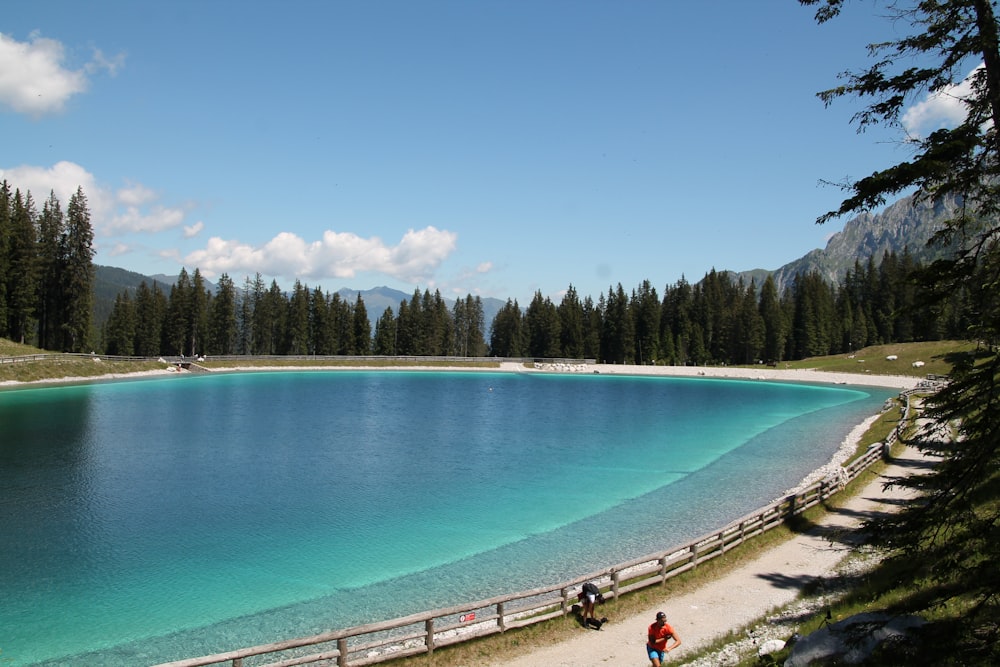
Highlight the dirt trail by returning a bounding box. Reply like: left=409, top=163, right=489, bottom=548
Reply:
left=490, top=445, right=933, bottom=667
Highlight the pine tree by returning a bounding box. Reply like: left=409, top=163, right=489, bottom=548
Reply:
left=600, top=284, right=634, bottom=364
left=309, top=287, right=333, bottom=355
left=264, top=280, right=288, bottom=355
left=758, top=274, right=785, bottom=363
left=36, top=191, right=65, bottom=350
left=489, top=298, right=524, bottom=357
left=134, top=281, right=166, bottom=356
left=557, top=285, right=585, bottom=359
left=525, top=290, right=561, bottom=358
left=164, top=269, right=192, bottom=355
left=373, top=306, right=397, bottom=355
left=465, top=295, right=487, bottom=356
left=330, top=292, right=353, bottom=355
left=352, top=294, right=371, bottom=354
left=208, top=273, right=238, bottom=355
left=62, top=187, right=95, bottom=352
left=631, top=279, right=660, bottom=365
left=189, top=268, right=210, bottom=357
left=6, top=190, right=37, bottom=345
left=286, top=279, right=311, bottom=355
left=104, top=291, right=136, bottom=355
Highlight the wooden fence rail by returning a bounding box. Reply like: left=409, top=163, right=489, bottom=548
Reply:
left=151, top=388, right=929, bottom=667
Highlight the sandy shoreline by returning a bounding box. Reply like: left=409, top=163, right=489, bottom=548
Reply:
left=0, top=359, right=924, bottom=390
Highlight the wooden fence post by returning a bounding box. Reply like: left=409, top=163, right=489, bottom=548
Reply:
left=426, top=618, right=435, bottom=654
left=337, top=639, right=348, bottom=667
left=498, top=602, right=507, bottom=632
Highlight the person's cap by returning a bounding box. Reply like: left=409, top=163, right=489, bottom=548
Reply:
left=656, top=611, right=666, bottom=620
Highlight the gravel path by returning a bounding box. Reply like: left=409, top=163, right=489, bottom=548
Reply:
left=491, top=445, right=933, bottom=667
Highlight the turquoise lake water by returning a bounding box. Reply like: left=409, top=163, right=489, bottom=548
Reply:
left=0, top=370, right=895, bottom=665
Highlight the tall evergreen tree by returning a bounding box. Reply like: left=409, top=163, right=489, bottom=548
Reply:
left=330, top=292, right=354, bottom=354
left=489, top=298, right=524, bottom=357
left=134, top=281, right=166, bottom=357
left=373, top=306, right=397, bottom=355
left=581, top=295, right=602, bottom=361
left=263, top=280, right=288, bottom=354
left=803, top=2, right=1000, bottom=656
left=758, top=274, right=786, bottom=363
left=163, top=269, right=192, bottom=355
left=286, top=279, right=311, bottom=355
left=208, top=273, right=238, bottom=355
left=733, top=278, right=765, bottom=365
left=309, top=287, right=333, bottom=355
left=352, top=294, right=371, bottom=354
left=104, top=291, right=136, bottom=355
left=249, top=273, right=269, bottom=354
left=465, top=295, right=487, bottom=356
left=36, top=191, right=65, bottom=350
left=189, top=268, right=210, bottom=356
left=557, top=285, right=585, bottom=359
left=6, top=190, right=37, bottom=345
left=0, top=181, right=10, bottom=338
left=452, top=294, right=486, bottom=357
left=631, top=279, right=660, bottom=364
left=600, top=284, right=634, bottom=364
left=789, top=271, right=835, bottom=358
left=525, top=290, right=561, bottom=358
left=62, top=187, right=95, bottom=352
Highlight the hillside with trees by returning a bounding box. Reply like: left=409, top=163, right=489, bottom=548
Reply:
left=0, top=175, right=974, bottom=366
left=0, top=182, right=95, bottom=352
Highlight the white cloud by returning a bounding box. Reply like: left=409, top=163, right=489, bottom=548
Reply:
left=0, top=32, right=88, bottom=115
left=107, top=205, right=186, bottom=234
left=184, top=226, right=458, bottom=283
left=902, top=64, right=981, bottom=138
left=184, top=221, right=205, bottom=238
left=476, top=261, right=493, bottom=274
left=0, top=161, right=109, bottom=213
left=85, top=48, right=125, bottom=77
left=0, top=161, right=188, bottom=238
left=117, top=182, right=157, bottom=206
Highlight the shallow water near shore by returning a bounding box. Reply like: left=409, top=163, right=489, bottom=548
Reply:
left=0, top=371, right=895, bottom=665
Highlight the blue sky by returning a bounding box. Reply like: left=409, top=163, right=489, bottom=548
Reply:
left=1, top=1, right=971, bottom=304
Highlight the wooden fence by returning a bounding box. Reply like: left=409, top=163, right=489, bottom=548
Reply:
left=151, top=390, right=924, bottom=667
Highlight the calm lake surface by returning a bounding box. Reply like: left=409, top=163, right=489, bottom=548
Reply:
left=0, top=370, right=895, bottom=665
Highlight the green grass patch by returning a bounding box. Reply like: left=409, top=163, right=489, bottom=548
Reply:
left=779, top=340, right=975, bottom=378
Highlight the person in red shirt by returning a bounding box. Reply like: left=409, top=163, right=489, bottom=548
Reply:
left=646, top=611, right=681, bottom=665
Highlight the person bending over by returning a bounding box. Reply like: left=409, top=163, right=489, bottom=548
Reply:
left=580, top=582, right=601, bottom=627
left=646, top=611, right=681, bottom=665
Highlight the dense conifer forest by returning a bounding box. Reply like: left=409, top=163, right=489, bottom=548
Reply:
left=0, top=178, right=969, bottom=364
left=0, top=181, right=95, bottom=353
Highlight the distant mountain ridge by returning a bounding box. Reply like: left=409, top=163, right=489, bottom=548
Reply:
left=743, top=191, right=958, bottom=292
left=94, top=190, right=956, bottom=328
